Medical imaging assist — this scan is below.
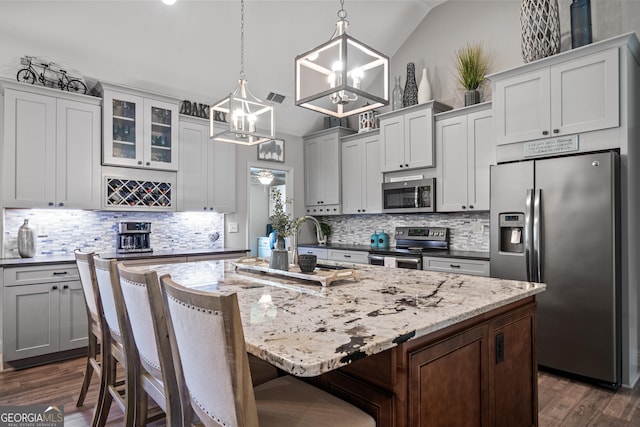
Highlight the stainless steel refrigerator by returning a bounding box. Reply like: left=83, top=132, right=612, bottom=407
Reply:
left=490, top=151, right=621, bottom=387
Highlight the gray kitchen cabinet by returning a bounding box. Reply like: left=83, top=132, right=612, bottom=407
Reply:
left=2, top=81, right=102, bottom=209
left=492, top=47, right=619, bottom=146
left=378, top=102, right=451, bottom=173
left=304, top=127, right=355, bottom=216
left=423, top=256, right=490, bottom=277
left=436, top=104, right=494, bottom=212
left=98, top=82, right=180, bottom=171
left=2, top=264, right=87, bottom=362
left=327, top=249, right=369, bottom=264
left=177, top=116, right=236, bottom=213
left=297, top=246, right=328, bottom=260
left=341, top=130, right=382, bottom=214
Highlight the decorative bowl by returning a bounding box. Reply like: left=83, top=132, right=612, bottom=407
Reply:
left=298, top=254, right=317, bottom=273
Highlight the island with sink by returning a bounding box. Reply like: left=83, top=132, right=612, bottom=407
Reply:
left=132, top=258, right=545, bottom=427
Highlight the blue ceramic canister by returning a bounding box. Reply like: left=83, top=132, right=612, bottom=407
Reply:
left=377, top=230, right=389, bottom=249
left=370, top=231, right=379, bottom=248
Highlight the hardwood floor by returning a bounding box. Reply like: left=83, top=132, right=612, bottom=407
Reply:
left=1, top=356, right=640, bottom=426
left=0, top=356, right=164, bottom=427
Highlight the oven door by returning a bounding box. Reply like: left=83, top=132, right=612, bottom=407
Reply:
left=368, top=254, right=422, bottom=270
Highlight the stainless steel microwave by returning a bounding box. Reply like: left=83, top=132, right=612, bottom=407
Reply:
left=382, top=178, right=435, bottom=213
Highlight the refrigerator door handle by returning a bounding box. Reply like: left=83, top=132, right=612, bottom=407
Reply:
left=524, top=189, right=535, bottom=282
left=533, top=188, right=542, bottom=282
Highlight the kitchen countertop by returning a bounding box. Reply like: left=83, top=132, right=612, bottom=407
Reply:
left=0, top=248, right=249, bottom=267
left=297, top=243, right=490, bottom=261
left=130, top=259, right=544, bottom=377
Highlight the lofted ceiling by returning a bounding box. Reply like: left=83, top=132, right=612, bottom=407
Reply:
left=0, top=0, right=443, bottom=137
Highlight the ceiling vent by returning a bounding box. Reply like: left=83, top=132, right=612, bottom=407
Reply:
left=266, top=92, right=286, bottom=104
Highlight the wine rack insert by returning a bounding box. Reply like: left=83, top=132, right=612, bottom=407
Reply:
left=106, top=177, right=172, bottom=209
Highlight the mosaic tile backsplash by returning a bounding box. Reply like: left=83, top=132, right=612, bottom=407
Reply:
left=4, top=209, right=224, bottom=258
left=317, top=212, right=490, bottom=252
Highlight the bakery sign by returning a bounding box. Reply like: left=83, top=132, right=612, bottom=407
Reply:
left=179, top=100, right=227, bottom=123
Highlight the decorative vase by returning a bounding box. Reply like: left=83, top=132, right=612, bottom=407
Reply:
left=464, top=89, right=481, bottom=107
left=392, top=76, right=403, bottom=111
left=18, top=219, right=36, bottom=258
left=520, top=0, right=560, bottom=63
left=377, top=230, right=389, bottom=249
left=570, top=0, right=592, bottom=48
left=417, top=67, right=431, bottom=104
left=269, top=236, right=289, bottom=271
left=402, top=63, right=419, bottom=108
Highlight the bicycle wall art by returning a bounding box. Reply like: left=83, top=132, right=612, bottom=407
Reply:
left=16, top=55, right=88, bottom=94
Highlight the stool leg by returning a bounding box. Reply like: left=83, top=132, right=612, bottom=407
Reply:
left=76, top=329, right=98, bottom=407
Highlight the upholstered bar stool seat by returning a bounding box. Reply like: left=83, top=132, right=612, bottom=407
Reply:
left=255, top=375, right=375, bottom=426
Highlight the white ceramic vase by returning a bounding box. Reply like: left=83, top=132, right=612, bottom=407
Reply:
left=418, top=67, right=432, bottom=104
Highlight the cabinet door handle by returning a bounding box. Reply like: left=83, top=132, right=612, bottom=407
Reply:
left=553, top=129, right=560, bottom=134
left=48, top=202, right=54, bottom=206
left=461, top=205, right=466, bottom=209
left=399, top=164, right=404, bottom=168
left=146, top=162, right=151, bottom=166
left=405, top=164, right=409, bottom=167
left=343, top=254, right=351, bottom=258
left=63, top=285, right=69, bottom=289
left=52, top=271, right=68, bottom=275
left=138, top=161, right=143, bottom=165
left=469, top=205, right=474, bottom=209
left=542, top=130, right=549, bottom=136
left=52, top=285, right=58, bottom=290
left=450, top=264, right=461, bottom=268
left=58, top=202, right=64, bottom=207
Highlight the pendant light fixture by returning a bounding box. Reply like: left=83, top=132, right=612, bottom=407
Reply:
left=257, top=169, right=275, bottom=185
left=211, top=0, right=274, bottom=145
left=295, top=0, right=389, bottom=118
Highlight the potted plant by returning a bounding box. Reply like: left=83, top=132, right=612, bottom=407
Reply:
left=453, top=42, right=491, bottom=106
left=269, top=188, right=293, bottom=270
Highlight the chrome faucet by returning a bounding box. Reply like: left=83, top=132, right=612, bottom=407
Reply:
left=291, top=215, right=327, bottom=265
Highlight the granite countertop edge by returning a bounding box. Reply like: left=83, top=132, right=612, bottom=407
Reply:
left=0, top=248, right=249, bottom=267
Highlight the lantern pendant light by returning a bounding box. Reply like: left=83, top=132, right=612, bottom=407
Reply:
left=295, top=0, right=389, bottom=118
left=211, top=0, right=274, bottom=145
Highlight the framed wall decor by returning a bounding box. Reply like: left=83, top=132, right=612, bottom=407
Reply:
left=257, top=138, right=285, bottom=163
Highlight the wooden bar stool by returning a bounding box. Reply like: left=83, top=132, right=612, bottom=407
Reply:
left=159, top=274, right=376, bottom=427
left=74, top=251, right=102, bottom=412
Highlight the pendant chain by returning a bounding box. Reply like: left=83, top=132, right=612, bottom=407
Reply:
left=240, top=0, right=245, bottom=80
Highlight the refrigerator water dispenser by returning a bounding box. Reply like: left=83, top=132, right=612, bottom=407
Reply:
left=499, top=213, right=524, bottom=253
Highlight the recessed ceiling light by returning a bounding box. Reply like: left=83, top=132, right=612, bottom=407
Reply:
left=162, top=0, right=177, bottom=5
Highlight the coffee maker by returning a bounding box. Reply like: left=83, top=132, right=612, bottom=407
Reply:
left=117, top=221, right=152, bottom=253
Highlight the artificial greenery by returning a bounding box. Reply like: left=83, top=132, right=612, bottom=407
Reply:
left=269, top=188, right=294, bottom=237
left=453, top=42, right=491, bottom=90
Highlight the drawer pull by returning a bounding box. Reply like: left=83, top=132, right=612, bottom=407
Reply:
left=343, top=254, right=351, bottom=258
left=450, top=264, right=461, bottom=268
left=52, top=285, right=58, bottom=290
left=52, top=271, right=68, bottom=275
left=63, top=285, right=69, bottom=289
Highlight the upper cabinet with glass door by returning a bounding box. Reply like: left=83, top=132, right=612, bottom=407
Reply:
left=97, top=82, right=179, bottom=171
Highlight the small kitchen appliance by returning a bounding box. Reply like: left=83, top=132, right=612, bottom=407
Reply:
left=382, top=178, right=435, bottom=213
left=117, top=221, right=152, bottom=253
left=368, top=226, right=448, bottom=269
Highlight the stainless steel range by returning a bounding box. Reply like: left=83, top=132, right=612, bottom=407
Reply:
left=368, top=226, right=449, bottom=269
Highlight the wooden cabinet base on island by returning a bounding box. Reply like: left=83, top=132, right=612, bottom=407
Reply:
left=313, top=297, right=537, bottom=427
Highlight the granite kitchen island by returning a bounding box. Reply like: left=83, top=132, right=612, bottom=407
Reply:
left=133, top=259, right=545, bottom=427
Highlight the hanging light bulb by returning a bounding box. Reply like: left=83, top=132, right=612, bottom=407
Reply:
left=211, top=0, right=275, bottom=145
left=294, top=0, right=389, bottom=118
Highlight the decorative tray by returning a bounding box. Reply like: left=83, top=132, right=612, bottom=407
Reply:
left=234, top=257, right=361, bottom=287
